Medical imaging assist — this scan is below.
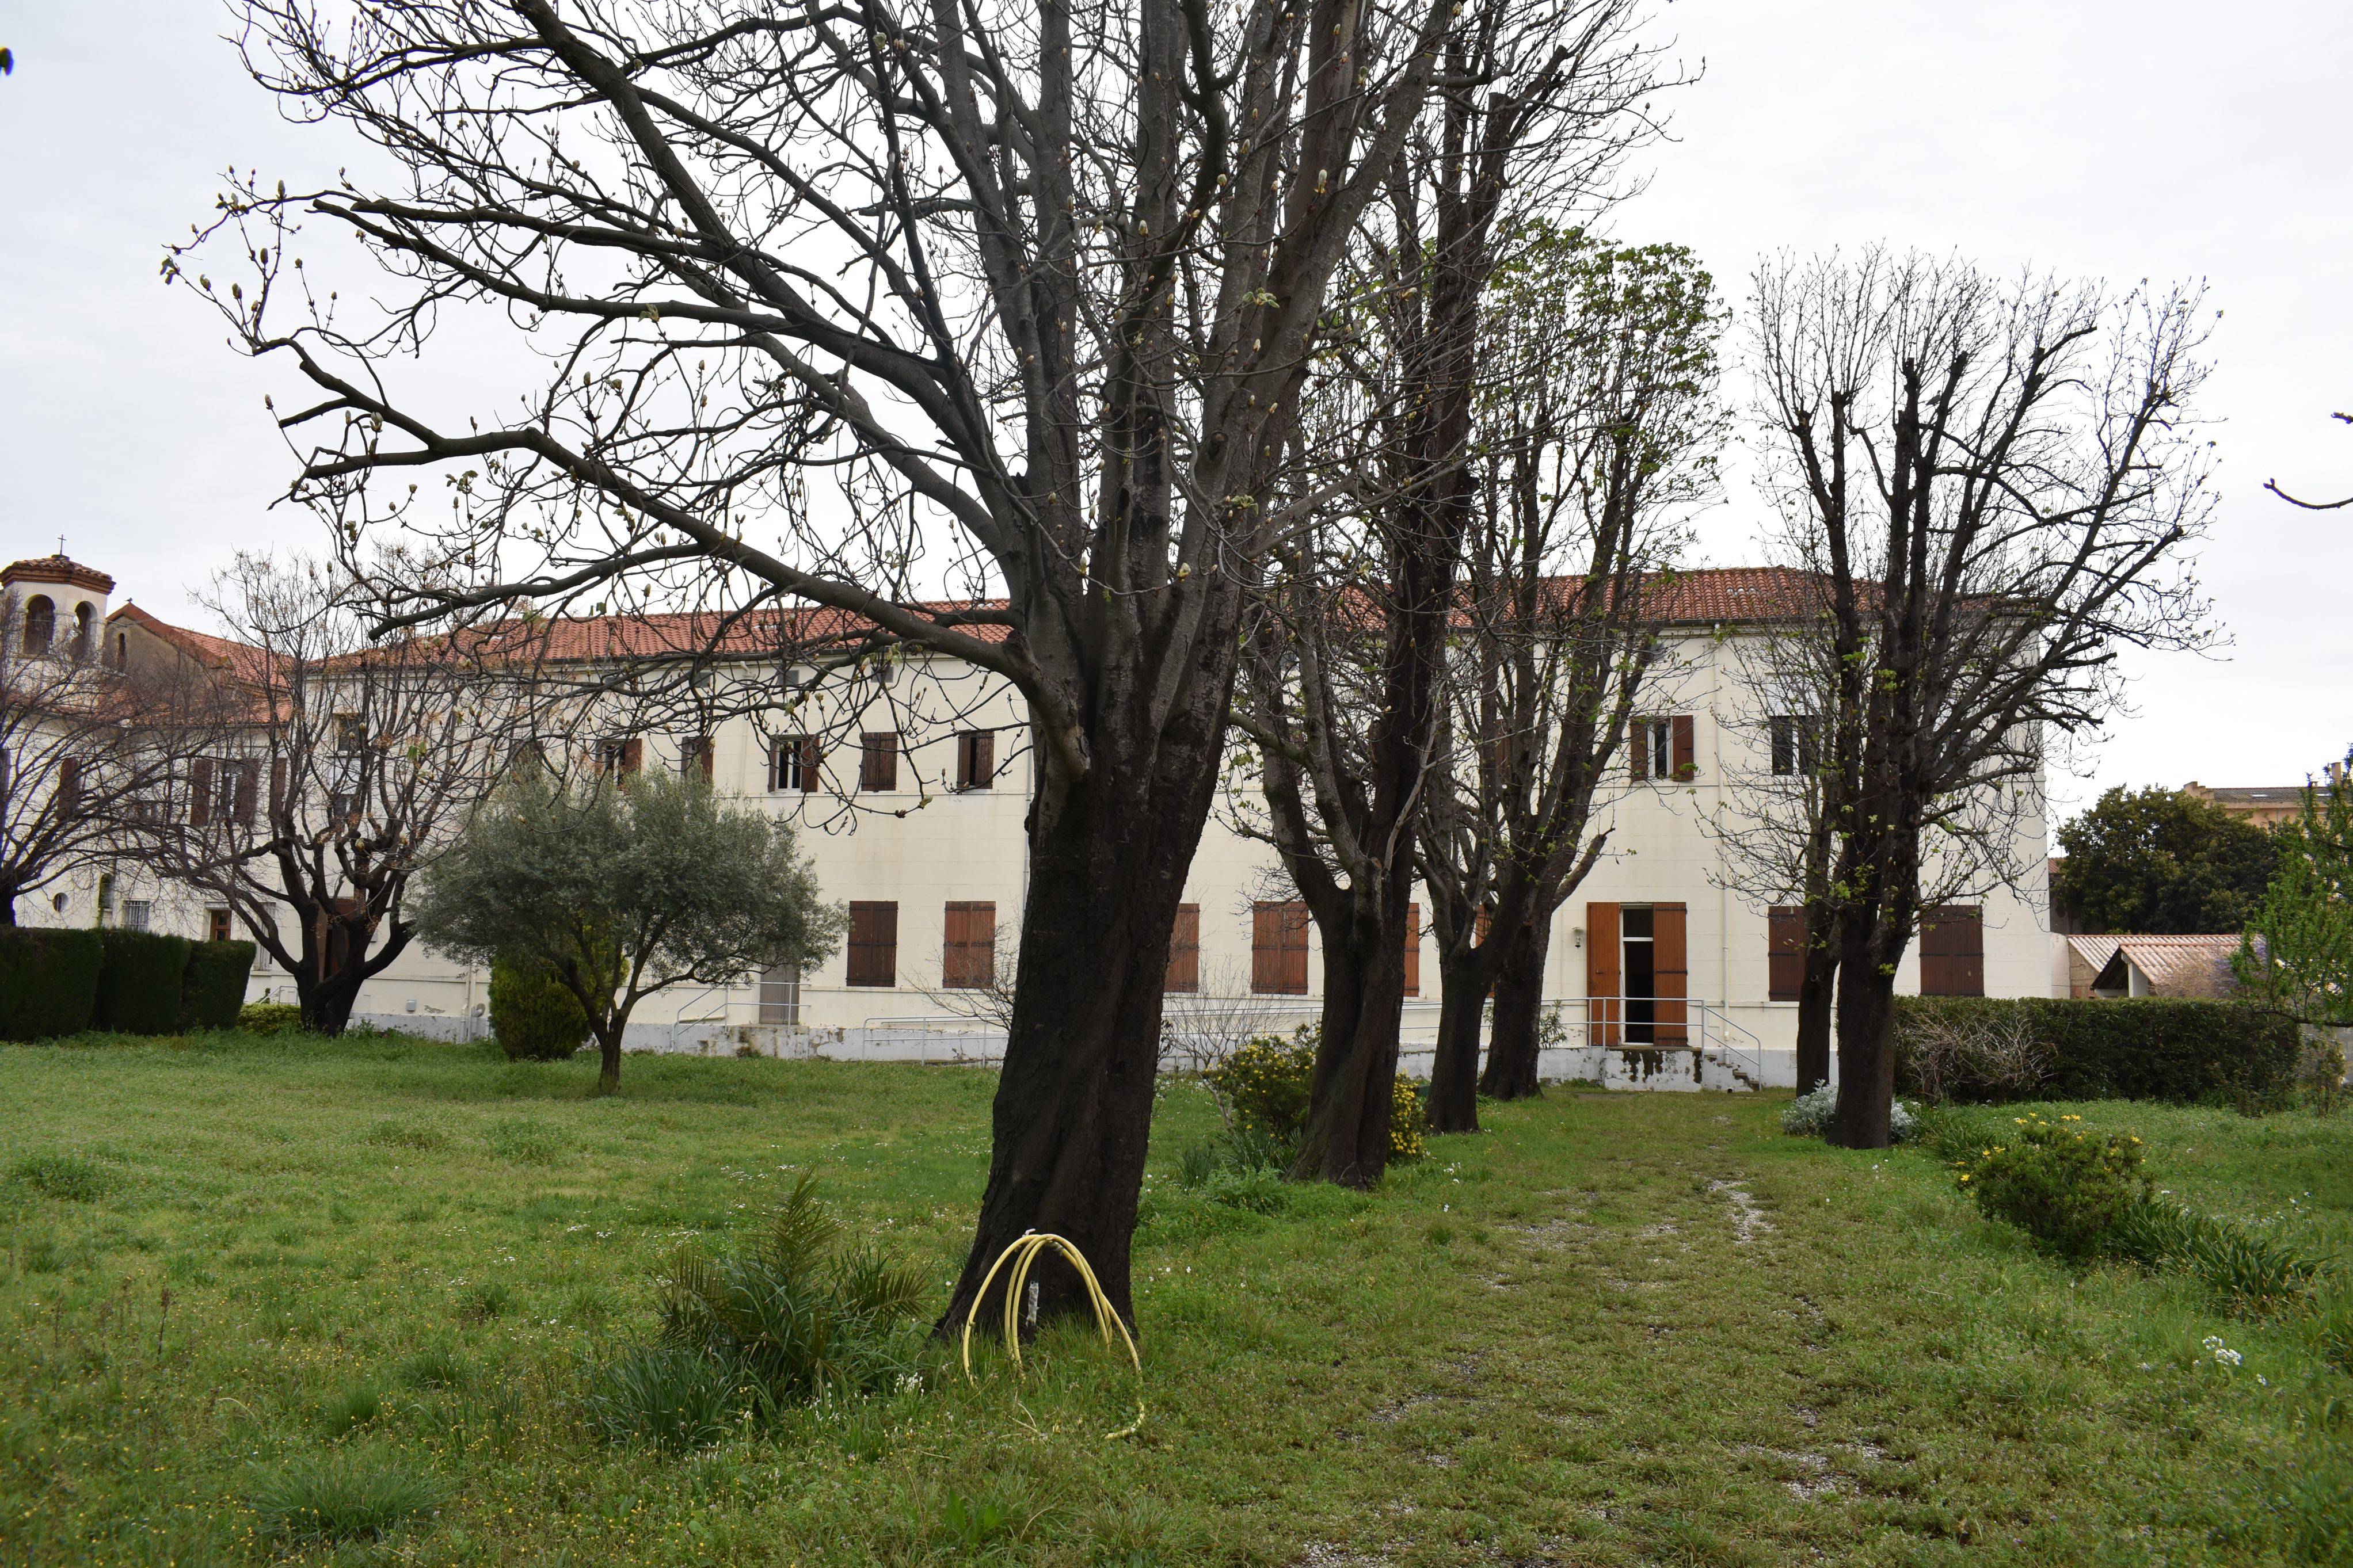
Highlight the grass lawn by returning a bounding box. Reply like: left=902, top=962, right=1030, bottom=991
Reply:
left=5, top=1032, right=2352, bottom=1566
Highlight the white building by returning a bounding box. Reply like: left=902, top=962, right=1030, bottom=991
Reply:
left=9, top=557, right=2057, bottom=1084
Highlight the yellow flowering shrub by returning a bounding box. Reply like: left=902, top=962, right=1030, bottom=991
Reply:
left=1952, top=1112, right=2149, bottom=1258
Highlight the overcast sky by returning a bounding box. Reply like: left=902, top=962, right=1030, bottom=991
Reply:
left=2, top=0, right=2347, bottom=818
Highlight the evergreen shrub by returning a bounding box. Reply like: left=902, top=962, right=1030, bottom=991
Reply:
left=93, top=929, right=192, bottom=1035
left=1205, top=1026, right=1426, bottom=1162
left=1951, top=1111, right=2149, bottom=1259
left=178, top=941, right=256, bottom=1030
left=0, top=927, right=104, bottom=1040
left=488, top=956, right=591, bottom=1061
left=1895, top=996, right=2299, bottom=1109
left=237, top=1002, right=306, bottom=1036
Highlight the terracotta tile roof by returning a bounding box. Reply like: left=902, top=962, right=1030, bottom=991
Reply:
left=1636, top=566, right=1832, bottom=624
left=463, top=600, right=1016, bottom=665
left=3, top=555, right=116, bottom=594
left=106, top=603, right=279, bottom=682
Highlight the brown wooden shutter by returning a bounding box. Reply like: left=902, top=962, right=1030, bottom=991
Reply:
left=269, top=757, right=287, bottom=820
left=1653, top=902, right=1689, bottom=1046
left=685, top=735, right=713, bottom=781
left=620, top=738, right=643, bottom=776
left=1586, top=902, right=1621, bottom=1047
left=1402, top=901, right=1421, bottom=996
left=58, top=758, right=80, bottom=811
left=958, top=731, right=996, bottom=789
left=1671, top=715, right=1696, bottom=780
left=799, top=735, right=821, bottom=793
left=861, top=733, right=897, bottom=791
left=1474, top=905, right=1493, bottom=948
left=1164, top=903, right=1201, bottom=992
left=1768, top=906, right=1806, bottom=1001
left=942, top=901, right=996, bottom=989
left=233, top=761, right=258, bottom=827
left=846, top=901, right=899, bottom=987
left=1629, top=723, right=1650, bottom=781
left=1919, top=906, right=1984, bottom=997
left=1253, top=901, right=1309, bottom=995
left=189, top=758, right=214, bottom=826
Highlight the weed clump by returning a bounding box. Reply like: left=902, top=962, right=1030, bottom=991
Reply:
left=363, top=1117, right=448, bottom=1152
left=485, top=1118, right=566, bottom=1165
left=8, top=1151, right=117, bottom=1201
left=245, top=1451, right=449, bottom=1544
left=584, top=1174, right=928, bottom=1452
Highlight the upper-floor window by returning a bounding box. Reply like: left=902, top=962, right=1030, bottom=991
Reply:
left=1769, top=715, right=1819, bottom=777
left=677, top=734, right=713, bottom=781
left=859, top=731, right=899, bottom=792
left=334, top=714, right=368, bottom=754
left=1629, top=716, right=1695, bottom=783
left=957, top=731, right=996, bottom=791
left=22, top=595, right=54, bottom=654
left=600, top=737, right=642, bottom=778
left=73, top=603, right=94, bottom=657
left=768, top=735, right=818, bottom=793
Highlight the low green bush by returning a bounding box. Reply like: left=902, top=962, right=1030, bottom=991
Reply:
left=1895, top=996, right=2299, bottom=1109
left=0, top=927, right=103, bottom=1040
left=1951, top=1111, right=2150, bottom=1259
left=243, top=1451, right=450, bottom=1544
left=178, top=940, right=256, bottom=1030
left=585, top=1175, right=927, bottom=1452
left=486, top=956, right=590, bottom=1061
left=93, top=929, right=192, bottom=1035
left=1205, top=1027, right=1426, bottom=1162
left=238, top=1001, right=305, bottom=1036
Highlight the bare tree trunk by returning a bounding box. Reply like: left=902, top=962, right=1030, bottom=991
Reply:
left=1829, top=933, right=1896, bottom=1148
left=1426, top=945, right=1492, bottom=1134
left=1794, top=901, right=1840, bottom=1096
left=593, top=1022, right=624, bottom=1097
left=1479, top=914, right=1552, bottom=1100
left=939, top=725, right=1221, bottom=1334
left=1292, top=887, right=1411, bottom=1187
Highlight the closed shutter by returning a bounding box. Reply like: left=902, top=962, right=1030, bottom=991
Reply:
left=683, top=735, right=713, bottom=780
left=189, top=758, right=214, bottom=826
left=1586, top=902, right=1621, bottom=1047
left=1653, top=902, right=1688, bottom=1046
left=58, top=758, right=81, bottom=811
left=269, top=757, right=287, bottom=819
left=799, top=736, right=821, bottom=793
left=1768, top=906, right=1806, bottom=1001
left=860, top=733, right=897, bottom=791
left=1402, top=901, right=1421, bottom=996
left=846, top=901, right=899, bottom=987
left=620, top=737, right=643, bottom=777
left=1920, top=906, right=1984, bottom=997
left=1671, top=715, right=1696, bottom=780
left=1629, top=722, right=1650, bottom=781
left=1164, top=903, right=1200, bottom=993
left=233, top=761, right=258, bottom=827
left=942, top=901, right=996, bottom=989
left=1252, top=901, right=1309, bottom=995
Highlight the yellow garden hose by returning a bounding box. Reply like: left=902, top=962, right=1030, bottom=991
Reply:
left=959, top=1230, right=1146, bottom=1441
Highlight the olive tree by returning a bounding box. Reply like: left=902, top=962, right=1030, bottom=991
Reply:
left=414, top=767, right=842, bottom=1094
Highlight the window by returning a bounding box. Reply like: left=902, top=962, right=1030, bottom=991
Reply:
left=1769, top=715, right=1819, bottom=777
left=859, top=732, right=898, bottom=792
left=1252, top=901, right=1310, bottom=995
left=56, top=758, right=82, bottom=812
left=22, top=594, right=54, bottom=654
left=677, top=734, right=713, bottom=780
left=329, top=787, right=364, bottom=825
left=957, top=731, right=996, bottom=791
left=334, top=714, right=368, bottom=754
left=600, top=737, right=643, bottom=778
left=846, top=901, right=899, bottom=987
left=768, top=735, right=820, bottom=793
left=123, top=899, right=153, bottom=933
left=1402, top=901, right=1421, bottom=997
left=1630, top=715, right=1696, bottom=782
left=1767, top=906, right=1806, bottom=1001
left=942, top=902, right=996, bottom=989
left=758, top=963, right=801, bottom=1025
left=186, top=758, right=256, bottom=828
left=1164, top=904, right=1200, bottom=993
left=73, top=602, right=94, bottom=657
left=113, top=631, right=127, bottom=668
left=208, top=907, right=233, bottom=943
left=1918, top=905, right=1984, bottom=997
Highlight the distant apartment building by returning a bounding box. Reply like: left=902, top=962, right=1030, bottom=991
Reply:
left=9, top=556, right=2059, bottom=1084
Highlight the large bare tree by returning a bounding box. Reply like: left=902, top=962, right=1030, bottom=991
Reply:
left=1752, top=250, right=2217, bottom=1148
left=1417, top=234, right=1719, bottom=1130
left=131, top=554, right=565, bottom=1033
left=179, top=0, right=1455, bottom=1326
left=1230, top=3, right=1676, bottom=1182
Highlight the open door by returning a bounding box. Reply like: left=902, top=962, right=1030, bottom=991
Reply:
left=1653, top=903, right=1688, bottom=1046
left=1586, top=902, right=1621, bottom=1047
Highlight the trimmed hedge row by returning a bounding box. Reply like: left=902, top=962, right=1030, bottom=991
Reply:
left=1894, top=995, right=2301, bottom=1109
left=0, top=928, right=105, bottom=1040
left=0, top=927, right=256, bottom=1041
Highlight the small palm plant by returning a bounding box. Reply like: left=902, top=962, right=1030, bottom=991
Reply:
left=588, top=1176, right=930, bottom=1450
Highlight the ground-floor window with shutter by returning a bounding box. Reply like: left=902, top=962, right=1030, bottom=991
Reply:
left=859, top=733, right=899, bottom=792
left=942, top=901, right=996, bottom=989
left=208, top=907, right=233, bottom=943
left=1919, top=905, right=1984, bottom=996
left=1403, top=901, right=1421, bottom=996
left=1252, top=901, right=1309, bottom=995
left=758, top=963, right=801, bottom=1024
left=846, top=901, right=899, bottom=987
left=1164, top=903, right=1200, bottom=992
left=1768, top=906, right=1806, bottom=1001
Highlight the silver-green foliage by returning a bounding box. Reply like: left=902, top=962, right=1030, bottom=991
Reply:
left=414, top=768, right=844, bottom=1081
left=1781, top=1084, right=1917, bottom=1142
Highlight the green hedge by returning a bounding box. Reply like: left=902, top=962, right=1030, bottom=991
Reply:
left=1894, top=995, right=2301, bottom=1109
left=0, top=928, right=105, bottom=1040
left=93, top=929, right=193, bottom=1036
left=178, top=940, right=256, bottom=1030
left=237, top=1001, right=304, bottom=1036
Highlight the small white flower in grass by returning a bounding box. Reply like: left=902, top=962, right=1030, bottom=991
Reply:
left=2203, top=1336, right=2242, bottom=1367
